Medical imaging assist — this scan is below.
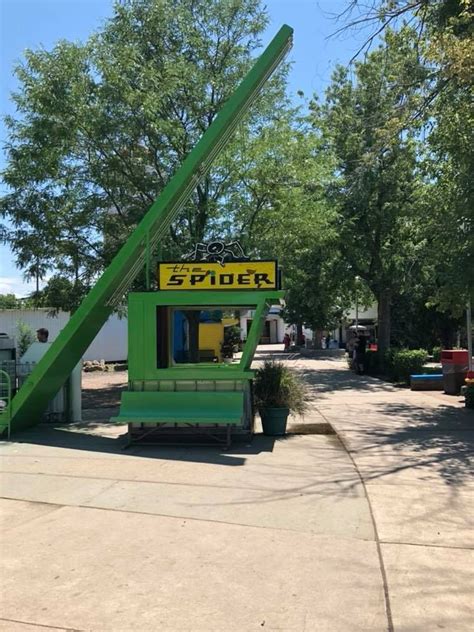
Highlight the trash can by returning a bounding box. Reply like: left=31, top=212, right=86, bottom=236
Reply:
left=441, top=350, right=469, bottom=395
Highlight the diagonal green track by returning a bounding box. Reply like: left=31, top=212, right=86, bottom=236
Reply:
left=9, top=24, right=293, bottom=432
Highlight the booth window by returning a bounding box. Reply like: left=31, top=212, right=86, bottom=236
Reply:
left=168, top=308, right=244, bottom=365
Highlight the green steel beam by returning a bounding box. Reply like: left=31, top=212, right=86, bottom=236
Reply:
left=240, top=299, right=272, bottom=370
left=149, top=290, right=285, bottom=306
left=126, top=290, right=285, bottom=381
left=9, top=25, right=293, bottom=432
left=130, top=368, right=256, bottom=381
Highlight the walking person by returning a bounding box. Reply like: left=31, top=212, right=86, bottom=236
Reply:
left=355, top=332, right=368, bottom=374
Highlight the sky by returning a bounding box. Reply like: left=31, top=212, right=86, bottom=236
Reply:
left=0, top=0, right=371, bottom=297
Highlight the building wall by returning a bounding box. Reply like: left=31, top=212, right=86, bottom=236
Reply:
left=0, top=309, right=128, bottom=361
left=344, top=304, right=378, bottom=321
left=240, top=307, right=286, bottom=344
left=199, top=323, right=222, bottom=358
left=86, top=314, right=127, bottom=361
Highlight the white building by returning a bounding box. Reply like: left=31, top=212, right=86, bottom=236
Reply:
left=0, top=309, right=128, bottom=361
left=240, top=305, right=286, bottom=344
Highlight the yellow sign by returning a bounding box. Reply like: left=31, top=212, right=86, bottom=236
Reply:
left=158, top=261, right=278, bottom=290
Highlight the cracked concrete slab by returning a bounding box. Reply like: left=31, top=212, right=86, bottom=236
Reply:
left=1, top=504, right=386, bottom=632
left=382, top=542, right=474, bottom=632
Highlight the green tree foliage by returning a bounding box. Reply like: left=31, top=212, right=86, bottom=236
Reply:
left=1, top=0, right=291, bottom=309
left=16, top=320, right=36, bottom=357
left=35, top=276, right=88, bottom=314
left=245, top=121, right=353, bottom=336
left=0, top=294, right=22, bottom=309
left=310, top=29, right=427, bottom=352
left=342, top=0, right=474, bottom=311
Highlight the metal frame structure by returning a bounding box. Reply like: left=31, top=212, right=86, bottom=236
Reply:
left=112, top=288, right=284, bottom=446
left=126, top=289, right=284, bottom=377
left=8, top=25, right=293, bottom=433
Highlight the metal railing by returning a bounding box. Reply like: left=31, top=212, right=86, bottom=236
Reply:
left=0, top=369, right=12, bottom=439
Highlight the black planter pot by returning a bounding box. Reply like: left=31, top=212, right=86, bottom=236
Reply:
left=260, top=407, right=290, bottom=436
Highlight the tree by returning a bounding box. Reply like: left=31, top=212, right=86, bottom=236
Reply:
left=34, top=276, right=88, bottom=314
left=1, top=0, right=291, bottom=310
left=340, top=0, right=474, bottom=312
left=310, top=29, right=429, bottom=352
left=16, top=320, right=35, bottom=357
left=238, top=117, right=355, bottom=338
left=0, top=294, right=22, bottom=309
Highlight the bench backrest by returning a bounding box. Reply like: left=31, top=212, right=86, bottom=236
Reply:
left=121, top=390, right=244, bottom=419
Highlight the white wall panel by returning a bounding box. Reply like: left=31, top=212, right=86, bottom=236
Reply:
left=0, top=309, right=128, bottom=362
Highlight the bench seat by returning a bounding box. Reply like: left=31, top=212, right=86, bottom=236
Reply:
left=410, top=374, right=443, bottom=391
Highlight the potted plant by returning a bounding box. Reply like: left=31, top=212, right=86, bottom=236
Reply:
left=254, top=359, right=307, bottom=436
left=221, top=325, right=241, bottom=364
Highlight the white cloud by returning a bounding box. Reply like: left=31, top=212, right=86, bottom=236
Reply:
left=0, top=276, right=44, bottom=297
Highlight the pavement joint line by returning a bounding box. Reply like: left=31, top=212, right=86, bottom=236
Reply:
left=379, top=540, right=474, bottom=551
left=0, top=616, right=83, bottom=631
left=0, top=495, right=377, bottom=543
left=78, top=478, right=119, bottom=508
left=0, top=469, right=363, bottom=493
left=314, top=408, right=394, bottom=632
left=1, top=502, right=64, bottom=533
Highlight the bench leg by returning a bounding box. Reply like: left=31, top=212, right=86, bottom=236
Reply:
left=225, top=425, right=231, bottom=450
left=121, top=424, right=132, bottom=449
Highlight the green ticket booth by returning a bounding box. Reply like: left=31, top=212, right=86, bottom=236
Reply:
left=112, top=258, right=284, bottom=446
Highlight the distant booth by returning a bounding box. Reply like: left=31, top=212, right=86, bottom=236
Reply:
left=112, top=243, right=284, bottom=447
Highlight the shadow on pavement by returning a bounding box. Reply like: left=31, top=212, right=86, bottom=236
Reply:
left=8, top=422, right=278, bottom=467
left=300, top=366, right=398, bottom=396
left=81, top=383, right=126, bottom=410
left=361, top=403, right=474, bottom=487
left=277, top=355, right=474, bottom=489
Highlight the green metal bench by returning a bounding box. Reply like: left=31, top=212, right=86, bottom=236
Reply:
left=111, top=391, right=244, bottom=447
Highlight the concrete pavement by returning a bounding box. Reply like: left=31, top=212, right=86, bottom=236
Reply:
left=1, top=349, right=472, bottom=631
left=290, top=352, right=474, bottom=632
left=0, top=423, right=385, bottom=630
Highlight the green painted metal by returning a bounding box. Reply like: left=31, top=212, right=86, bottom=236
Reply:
left=144, top=290, right=284, bottom=306
left=145, top=231, right=151, bottom=290
left=130, top=369, right=255, bottom=381
left=9, top=25, right=293, bottom=432
left=127, top=290, right=284, bottom=382
left=240, top=299, right=270, bottom=370
left=111, top=391, right=243, bottom=425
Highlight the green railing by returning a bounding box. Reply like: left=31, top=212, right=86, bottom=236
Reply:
left=0, top=369, right=12, bottom=439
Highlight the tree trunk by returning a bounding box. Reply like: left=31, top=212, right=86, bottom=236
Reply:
left=377, top=289, right=392, bottom=354
left=313, top=329, right=323, bottom=349
left=185, top=311, right=201, bottom=363
left=296, top=323, right=304, bottom=346
left=440, top=323, right=455, bottom=349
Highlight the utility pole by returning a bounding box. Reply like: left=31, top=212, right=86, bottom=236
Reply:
left=355, top=276, right=360, bottom=333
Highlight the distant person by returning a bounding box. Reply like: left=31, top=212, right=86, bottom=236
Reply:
left=355, top=333, right=367, bottom=374
left=36, top=328, right=49, bottom=343
left=21, top=328, right=50, bottom=362
left=346, top=336, right=356, bottom=356
left=283, top=333, right=291, bottom=352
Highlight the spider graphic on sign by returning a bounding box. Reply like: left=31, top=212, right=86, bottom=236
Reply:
left=184, top=240, right=249, bottom=266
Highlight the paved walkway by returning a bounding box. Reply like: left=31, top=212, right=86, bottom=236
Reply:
left=1, top=351, right=472, bottom=631
left=288, top=352, right=474, bottom=632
